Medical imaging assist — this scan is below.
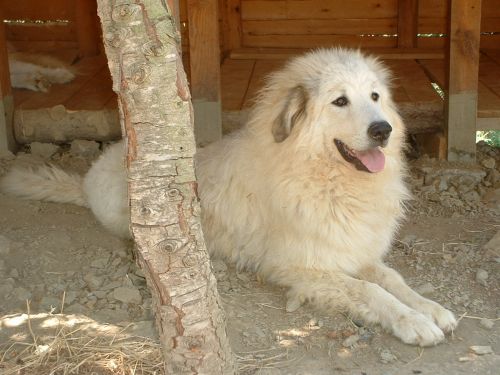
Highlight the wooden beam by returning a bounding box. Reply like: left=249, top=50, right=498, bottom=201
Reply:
left=397, top=0, right=419, bottom=48
left=222, top=0, right=242, bottom=56
left=446, top=0, right=482, bottom=162
left=75, top=0, right=100, bottom=57
left=187, top=0, right=222, bottom=146
left=0, top=8, right=16, bottom=154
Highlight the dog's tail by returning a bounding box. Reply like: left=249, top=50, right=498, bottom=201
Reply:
left=0, top=165, right=88, bottom=207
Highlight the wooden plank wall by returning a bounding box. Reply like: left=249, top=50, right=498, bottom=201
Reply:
left=1, top=0, right=77, bottom=51
left=1, top=0, right=101, bottom=55
left=177, top=0, right=500, bottom=55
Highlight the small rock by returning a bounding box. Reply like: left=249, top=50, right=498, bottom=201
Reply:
left=90, top=255, right=110, bottom=268
left=415, top=282, right=435, bottom=296
left=469, top=345, right=493, bottom=355
left=70, top=140, right=100, bottom=158
left=93, top=290, right=107, bottom=299
left=479, top=318, right=494, bottom=330
left=379, top=348, right=397, bottom=364
left=13, top=287, right=32, bottom=301
left=475, top=269, right=488, bottom=286
left=342, top=334, right=360, bottom=347
left=481, top=157, right=496, bottom=169
left=0, top=235, right=11, bottom=255
left=64, top=291, right=78, bottom=305
left=255, top=327, right=267, bottom=338
left=9, top=268, right=19, bottom=278
left=65, top=303, right=88, bottom=314
left=0, top=283, right=14, bottom=296
left=483, top=231, right=500, bottom=253
left=113, top=286, right=142, bottom=304
left=29, top=142, right=58, bottom=159
left=0, top=259, right=5, bottom=270
left=83, top=274, right=104, bottom=290
left=124, top=320, right=158, bottom=339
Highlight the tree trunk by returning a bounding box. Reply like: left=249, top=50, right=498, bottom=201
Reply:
left=96, top=1, right=236, bottom=373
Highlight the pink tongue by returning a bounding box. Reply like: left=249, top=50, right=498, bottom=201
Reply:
left=354, top=148, right=385, bottom=172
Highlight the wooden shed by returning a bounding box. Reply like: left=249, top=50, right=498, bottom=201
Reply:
left=1, top=0, right=499, bottom=161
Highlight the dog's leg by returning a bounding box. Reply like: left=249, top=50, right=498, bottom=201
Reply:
left=358, top=263, right=457, bottom=332
left=272, top=269, right=445, bottom=346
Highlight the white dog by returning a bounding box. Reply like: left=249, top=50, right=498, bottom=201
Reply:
left=1, top=48, right=457, bottom=346
left=196, top=49, right=457, bottom=346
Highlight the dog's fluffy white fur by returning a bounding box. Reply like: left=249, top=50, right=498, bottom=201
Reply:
left=196, top=49, right=456, bottom=346
left=1, top=142, right=129, bottom=238
left=1, top=48, right=456, bottom=346
left=9, top=52, right=75, bottom=92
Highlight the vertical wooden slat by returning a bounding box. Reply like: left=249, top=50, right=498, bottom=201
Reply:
left=0, top=8, right=16, bottom=153
left=222, top=0, right=242, bottom=56
left=187, top=0, right=222, bottom=146
left=398, top=0, right=419, bottom=48
left=446, top=0, right=482, bottom=161
left=75, top=0, right=100, bottom=57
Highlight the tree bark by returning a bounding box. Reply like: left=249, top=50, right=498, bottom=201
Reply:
left=96, top=1, right=236, bottom=373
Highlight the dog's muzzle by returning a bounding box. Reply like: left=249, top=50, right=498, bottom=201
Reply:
left=368, top=121, right=392, bottom=146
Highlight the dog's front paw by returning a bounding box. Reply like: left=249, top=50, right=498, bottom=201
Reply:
left=392, top=310, right=445, bottom=347
left=415, top=300, right=457, bottom=333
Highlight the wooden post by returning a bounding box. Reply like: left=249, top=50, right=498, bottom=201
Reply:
left=446, top=0, right=482, bottom=162
left=222, top=0, right=242, bottom=56
left=397, top=0, right=419, bottom=48
left=96, top=1, right=236, bottom=373
left=0, top=8, right=16, bottom=154
left=187, top=0, right=222, bottom=146
left=75, top=0, right=100, bottom=57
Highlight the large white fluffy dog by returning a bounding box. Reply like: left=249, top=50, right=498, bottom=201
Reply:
left=1, top=49, right=456, bottom=346
left=196, top=49, right=456, bottom=346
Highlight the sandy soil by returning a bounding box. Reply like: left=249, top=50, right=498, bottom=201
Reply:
left=0, top=142, right=498, bottom=374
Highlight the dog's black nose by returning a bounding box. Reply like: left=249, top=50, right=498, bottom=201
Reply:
left=368, top=121, right=392, bottom=143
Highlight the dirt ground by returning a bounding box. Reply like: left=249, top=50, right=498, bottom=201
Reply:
left=0, top=141, right=498, bottom=375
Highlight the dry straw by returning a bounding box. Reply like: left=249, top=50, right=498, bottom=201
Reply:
left=0, top=305, right=163, bottom=375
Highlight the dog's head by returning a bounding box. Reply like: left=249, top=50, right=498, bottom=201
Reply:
left=262, top=48, right=405, bottom=173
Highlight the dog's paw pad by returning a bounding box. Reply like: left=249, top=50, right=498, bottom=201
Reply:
left=393, top=311, right=445, bottom=347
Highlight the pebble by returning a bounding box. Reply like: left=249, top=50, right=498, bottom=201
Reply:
left=415, top=282, right=435, bottom=296
left=483, top=231, right=500, bottom=253
left=379, top=348, right=397, bottom=364
left=29, top=142, right=59, bottom=159
left=13, top=287, right=32, bottom=301
left=0, top=284, right=14, bottom=296
left=83, top=274, right=104, bottom=290
left=0, top=235, right=11, bottom=255
left=479, top=318, right=494, bottom=330
left=113, top=286, right=142, bottom=304
left=342, top=334, right=360, bottom=347
left=475, top=269, right=488, bottom=286
left=469, top=345, right=493, bottom=355
left=91, top=255, right=110, bottom=269
left=481, top=157, right=496, bottom=169
left=9, top=268, right=19, bottom=278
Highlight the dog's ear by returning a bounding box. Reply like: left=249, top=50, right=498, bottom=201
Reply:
left=272, top=85, right=308, bottom=143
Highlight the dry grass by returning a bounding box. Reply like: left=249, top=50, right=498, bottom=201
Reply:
left=0, top=311, right=163, bottom=375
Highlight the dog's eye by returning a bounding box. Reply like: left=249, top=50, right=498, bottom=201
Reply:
left=332, top=96, right=349, bottom=107
left=371, top=92, right=379, bottom=101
